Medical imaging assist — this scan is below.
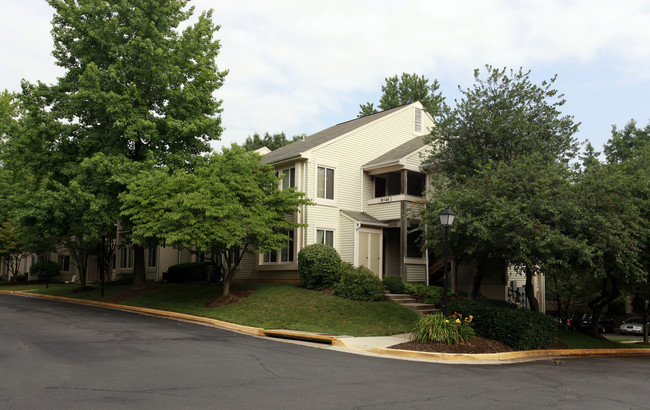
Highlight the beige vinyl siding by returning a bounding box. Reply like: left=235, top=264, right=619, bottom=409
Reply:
left=307, top=204, right=340, bottom=246
left=363, top=173, right=375, bottom=206
left=338, top=215, right=356, bottom=264
left=366, top=201, right=402, bottom=221
left=406, top=148, right=427, bottom=168
left=158, top=246, right=180, bottom=275
left=406, top=263, right=426, bottom=283
left=310, top=106, right=424, bottom=213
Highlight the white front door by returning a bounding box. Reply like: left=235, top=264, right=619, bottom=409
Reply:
left=358, top=229, right=382, bottom=277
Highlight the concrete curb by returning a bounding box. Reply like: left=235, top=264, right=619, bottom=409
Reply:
left=363, top=346, right=650, bottom=364
left=0, top=290, right=263, bottom=337
left=4, top=289, right=650, bottom=364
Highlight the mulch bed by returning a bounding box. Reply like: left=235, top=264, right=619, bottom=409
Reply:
left=390, top=336, right=513, bottom=354
left=204, top=290, right=255, bottom=307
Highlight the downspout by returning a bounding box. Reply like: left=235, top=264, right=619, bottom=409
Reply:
left=360, top=168, right=364, bottom=213
left=354, top=222, right=361, bottom=267
left=424, top=169, right=430, bottom=286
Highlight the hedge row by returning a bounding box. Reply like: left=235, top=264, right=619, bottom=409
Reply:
left=448, top=299, right=557, bottom=350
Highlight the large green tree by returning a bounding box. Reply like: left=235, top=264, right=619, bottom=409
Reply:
left=572, top=152, right=648, bottom=336
left=427, top=65, right=579, bottom=182
left=422, top=66, right=580, bottom=302
left=423, top=155, right=585, bottom=310
left=12, top=0, right=227, bottom=288
left=359, top=73, right=446, bottom=118
left=121, top=145, right=312, bottom=296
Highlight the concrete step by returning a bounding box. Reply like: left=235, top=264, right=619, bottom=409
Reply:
left=385, top=295, right=417, bottom=304
left=385, top=292, right=438, bottom=315
left=401, top=303, right=438, bottom=314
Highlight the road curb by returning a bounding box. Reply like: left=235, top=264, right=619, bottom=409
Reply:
left=364, top=346, right=650, bottom=363
left=0, top=290, right=263, bottom=337
left=4, top=289, right=650, bottom=363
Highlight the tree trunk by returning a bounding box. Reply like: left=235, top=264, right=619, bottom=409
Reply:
left=587, top=277, right=619, bottom=337
left=469, top=264, right=484, bottom=301
left=524, top=266, right=540, bottom=312
left=132, top=244, right=147, bottom=289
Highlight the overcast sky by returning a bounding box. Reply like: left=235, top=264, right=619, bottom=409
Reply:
left=2, top=0, right=649, bottom=153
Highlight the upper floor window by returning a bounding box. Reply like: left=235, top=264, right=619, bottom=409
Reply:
left=317, top=166, right=335, bottom=200
left=280, top=167, right=295, bottom=190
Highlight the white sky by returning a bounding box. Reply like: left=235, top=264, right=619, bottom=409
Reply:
left=2, top=0, right=649, bottom=152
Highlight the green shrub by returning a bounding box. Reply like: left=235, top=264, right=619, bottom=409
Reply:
left=404, top=283, right=443, bottom=306
left=164, top=262, right=206, bottom=282
left=382, top=275, right=405, bottom=294
left=448, top=300, right=557, bottom=350
left=335, top=264, right=385, bottom=301
left=411, top=312, right=475, bottom=344
left=29, top=260, right=60, bottom=281
left=297, top=244, right=341, bottom=289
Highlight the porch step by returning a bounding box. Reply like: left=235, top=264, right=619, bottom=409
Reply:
left=385, top=293, right=439, bottom=315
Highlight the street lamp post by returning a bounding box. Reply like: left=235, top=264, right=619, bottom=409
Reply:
left=438, top=207, right=456, bottom=316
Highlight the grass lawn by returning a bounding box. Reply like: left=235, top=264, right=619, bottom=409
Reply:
left=556, top=328, right=650, bottom=349
left=3, top=282, right=419, bottom=337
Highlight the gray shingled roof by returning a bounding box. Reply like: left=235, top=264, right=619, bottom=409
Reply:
left=261, top=104, right=408, bottom=164
left=340, top=210, right=389, bottom=227
left=363, top=136, right=427, bottom=168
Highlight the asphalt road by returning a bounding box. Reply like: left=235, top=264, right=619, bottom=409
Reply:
left=2, top=294, right=650, bottom=409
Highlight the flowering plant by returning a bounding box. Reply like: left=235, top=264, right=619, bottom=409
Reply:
left=411, top=312, right=475, bottom=344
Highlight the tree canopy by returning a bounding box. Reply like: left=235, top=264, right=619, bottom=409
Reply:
left=426, top=65, right=579, bottom=182
left=421, top=66, right=581, bottom=307
left=120, top=145, right=312, bottom=295
left=359, top=73, right=446, bottom=118
left=3, top=0, right=228, bottom=288
left=241, top=132, right=304, bottom=152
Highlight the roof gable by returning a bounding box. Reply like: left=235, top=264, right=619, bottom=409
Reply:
left=261, top=104, right=413, bottom=164
left=363, top=136, right=427, bottom=168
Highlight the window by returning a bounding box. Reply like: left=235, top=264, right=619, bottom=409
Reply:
left=374, top=177, right=386, bottom=197
left=147, top=247, right=157, bottom=268
left=263, top=230, right=294, bottom=263
left=374, top=173, right=400, bottom=197
left=317, top=166, right=335, bottom=200
left=58, top=255, right=70, bottom=272
left=316, top=229, right=334, bottom=247
left=406, top=171, right=426, bottom=197
left=280, top=167, right=295, bottom=190
left=414, top=108, right=422, bottom=132
left=120, top=246, right=134, bottom=269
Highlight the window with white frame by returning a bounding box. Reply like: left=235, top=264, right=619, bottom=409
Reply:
left=280, top=167, right=295, bottom=190
left=316, top=229, right=334, bottom=247
left=262, top=230, right=295, bottom=263
left=317, top=166, right=335, bottom=200
left=147, top=247, right=157, bottom=268
left=120, top=246, right=134, bottom=269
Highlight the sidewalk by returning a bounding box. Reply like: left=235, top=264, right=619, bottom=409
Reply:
left=5, top=289, right=650, bottom=364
